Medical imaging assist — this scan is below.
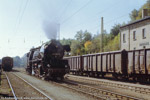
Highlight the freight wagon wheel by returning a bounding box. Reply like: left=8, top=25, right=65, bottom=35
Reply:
left=146, top=77, right=149, bottom=83
left=122, top=77, right=128, bottom=81
left=148, top=78, right=150, bottom=83
left=112, top=74, right=118, bottom=79
left=141, top=77, right=148, bottom=83
left=96, top=73, right=100, bottom=78
left=79, top=72, right=82, bottom=76
left=101, top=74, right=104, bottom=78
left=137, top=77, right=141, bottom=82
left=132, top=77, right=136, bottom=82
left=90, top=72, right=95, bottom=77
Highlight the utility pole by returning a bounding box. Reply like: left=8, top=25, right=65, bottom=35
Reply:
left=101, top=17, right=104, bottom=52
left=57, top=23, right=60, bottom=40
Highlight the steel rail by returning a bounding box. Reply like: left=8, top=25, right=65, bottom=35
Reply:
left=14, top=70, right=104, bottom=100
left=52, top=80, right=107, bottom=100
left=68, top=75, right=150, bottom=95
left=4, top=72, right=17, bottom=100
left=13, top=73, right=53, bottom=100
left=64, top=80, right=144, bottom=100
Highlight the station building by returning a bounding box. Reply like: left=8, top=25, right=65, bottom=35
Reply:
left=120, top=9, right=150, bottom=50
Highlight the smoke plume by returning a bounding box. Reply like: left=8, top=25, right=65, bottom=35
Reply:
left=42, top=20, right=59, bottom=40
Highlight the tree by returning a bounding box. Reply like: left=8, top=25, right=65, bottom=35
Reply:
left=90, top=33, right=101, bottom=53
left=72, top=30, right=93, bottom=55
left=13, top=56, right=22, bottom=67
left=20, top=53, right=27, bottom=67
left=129, top=9, right=138, bottom=22
left=110, top=24, right=121, bottom=38
left=83, top=30, right=92, bottom=42
left=70, top=40, right=81, bottom=55
left=129, top=0, right=150, bottom=21
left=60, top=38, right=72, bottom=46
left=84, top=41, right=92, bottom=53
left=75, top=30, right=92, bottom=45
left=75, top=30, right=84, bottom=43
left=104, top=34, right=120, bottom=52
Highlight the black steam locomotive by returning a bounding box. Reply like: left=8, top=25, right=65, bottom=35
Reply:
left=2, top=57, right=13, bottom=71
left=26, top=39, right=70, bottom=79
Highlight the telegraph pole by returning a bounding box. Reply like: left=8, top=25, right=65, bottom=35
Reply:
left=57, top=23, right=60, bottom=40
left=101, top=17, right=104, bottom=52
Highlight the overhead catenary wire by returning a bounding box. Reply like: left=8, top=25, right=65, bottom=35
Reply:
left=65, top=0, right=123, bottom=31
left=61, top=0, right=92, bottom=24
left=14, top=0, right=30, bottom=35
left=57, top=0, right=73, bottom=22
left=104, top=13, right=129, bottom=25
left=18, top=0, right=30, bottom=25
left=13, top=0, right=23, bottom=34
left=89, top=13, right=129, bottom=32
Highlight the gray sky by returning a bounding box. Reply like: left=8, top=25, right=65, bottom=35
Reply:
left=0, top=0, right=146, bottom=58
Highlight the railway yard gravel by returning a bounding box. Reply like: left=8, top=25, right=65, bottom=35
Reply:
left=6, top=68, right=150, bottom=100
left=66, top=74, right=150, bottom=100
left=0, top=73, right=13, bottom=100
left=7, top=72, right=48, bottom=100
left=13, top=71, right=97, bottom=100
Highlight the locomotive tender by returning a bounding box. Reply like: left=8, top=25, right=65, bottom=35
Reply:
left=26, top=39, right=70, bottom=79
left=2, top=57, right=13, bottom=71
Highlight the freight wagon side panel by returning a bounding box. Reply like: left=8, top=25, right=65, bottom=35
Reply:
left=83, top=56, right=87, bottom=71
left=102, top=55, right=107, bottom=72
left=77, top=57, right=81, bottom=71
left=74, top=57, right=77, bottom=70
left=69, top=58, right=72, bottom=70
left=107, top=54, right=110, bottom=72
left=70, top=58, right=76, bottom=71
left=135, top=51, right=139, bottom=74
left=139, top=51, right=145, bottom=74
left=97, top=55, right=101, bottom=72
left=92, top=55, right=97, bottom=71
left=88, top=56, right=92, bottom=71
left=83, top=56, right=94, bottom=72
left=107, top=54, right=114, bottom=73
left=115, top=54, right=121, bottom=73
left=134, top=51, right=146, bottom=74
left=128, top=52, right=133, bottom=74
left=147, top=50, right=150, bottom=74
left=74, top=57, right=81, bottom=71
left=110, top=54, right=114, bottom=72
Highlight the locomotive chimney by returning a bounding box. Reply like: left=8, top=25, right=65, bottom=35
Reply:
left=142, top=9, right=148, bottom=18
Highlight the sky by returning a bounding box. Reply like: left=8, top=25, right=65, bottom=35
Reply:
left=0, top=0, right=147, bottom=58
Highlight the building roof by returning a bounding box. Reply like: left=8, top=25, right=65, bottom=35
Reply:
left=120, top=16, right=150, bottom=28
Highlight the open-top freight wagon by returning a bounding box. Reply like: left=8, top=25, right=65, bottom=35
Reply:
left=64, top=49, right=150, bottom=82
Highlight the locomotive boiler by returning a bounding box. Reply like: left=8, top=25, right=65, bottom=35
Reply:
left=26, top=39, right=70, bottom=79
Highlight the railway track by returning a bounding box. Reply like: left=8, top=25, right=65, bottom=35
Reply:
left=16, top=68, right=150, bottom=95
left=4, top=72, right=53, bottom=100
left=13, top=68, right=147, bottom=99
left=4, top=72, right=17, bottom=100
left=52, top=79, right=143, bottom=100
left=66, top=75, right=150, bottom=95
